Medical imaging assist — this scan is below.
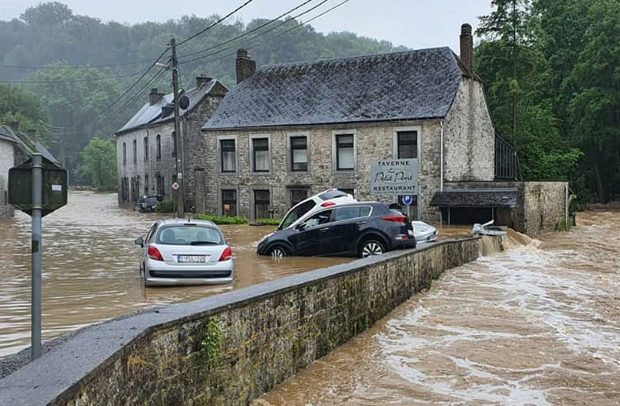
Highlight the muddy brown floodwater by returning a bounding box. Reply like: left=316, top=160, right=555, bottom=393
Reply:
left=0, top=191, right=349, bottom=357
left=257, top=209, right=620, bottom=406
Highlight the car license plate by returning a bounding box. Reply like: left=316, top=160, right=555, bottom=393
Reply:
left=177, top=255, right=207, bottom=264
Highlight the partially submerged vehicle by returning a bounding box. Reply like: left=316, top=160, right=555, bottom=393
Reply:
left=472, top=220, right=507, bottom=236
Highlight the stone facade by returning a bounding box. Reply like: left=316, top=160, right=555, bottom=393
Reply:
left=0, top=138, right=15, bottom=218
left=200, top=75, right=495, bottom=223
left=0, top=236, right=503, bottom=406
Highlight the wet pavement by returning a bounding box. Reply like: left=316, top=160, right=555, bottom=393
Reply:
left=256, top=209, right=620, bottom=405
left=0, top=191, right=349, bottom=357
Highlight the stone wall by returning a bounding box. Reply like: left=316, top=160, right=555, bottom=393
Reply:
left=0, top=139, right=15, bottom=218
left=0, top=237, right=500, bottom=406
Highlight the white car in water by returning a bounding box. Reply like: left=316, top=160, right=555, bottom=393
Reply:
left=277, top=188, right=357, bottom=230
left=412, top=221, right=438, bottom=243
left=135, top=219, right=234, bottom=286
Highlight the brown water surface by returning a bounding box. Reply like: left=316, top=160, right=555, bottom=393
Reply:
left=257, top=209, right=620, bottom=405
left=0, top=191, right=348, bottom=356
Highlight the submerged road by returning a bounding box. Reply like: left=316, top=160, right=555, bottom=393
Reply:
left=257, top=209, right=620, bottom=405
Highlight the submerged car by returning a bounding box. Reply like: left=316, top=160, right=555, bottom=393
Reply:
left=258, top=202, right=416, bottom=258
left=277, top=188, right=357, bottom=230
left=134, top=195, right=163, bottom=213
left=134, top=219, right=234, bottom=286
left=412, top=221, right=438, bottom=243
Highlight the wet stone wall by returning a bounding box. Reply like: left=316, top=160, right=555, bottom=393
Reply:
left=0, top=237, right=494, bottom=406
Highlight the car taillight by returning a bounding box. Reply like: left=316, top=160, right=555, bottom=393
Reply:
left=321, top=201, right=336, bottom=208
left=219, top=246, right=232, bottom=261
left=147, top=245, right=164, bottom=261
left=382, top=215, right=407, bottom=223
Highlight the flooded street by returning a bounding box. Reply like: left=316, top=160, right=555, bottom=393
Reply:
left=0, top=191, right=348, bottom=357
left=258, top=209, right=620, bottom=405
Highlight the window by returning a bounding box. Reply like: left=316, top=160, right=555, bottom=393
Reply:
left=222, top=190, right=237, bottom=216
left=336, top=134, right=354, bottom=170
left=156, top=172, right=164, bottom=196
left=254, top=189, right=270, bottom=219
left=289, top=188, right=308, bottom=208
left=156, top=134, right=161, bottom=160
left=397, top=131, right=417, bottom=159
left=144, top=174, right=149, bottom=195
left=220, top=139, right=236, bottom=172
left=252, top=138, right=269, bottom=172
left=303, top=209, right=333, bottom=228
left=143, top=137, right=149, bottom=161
left=132, top=140, right=137, bottom=164
left=290, top=136, right=308, bottom=171
left=280, top=199, right=315, bottom=229
left=333, top=206, right=371, bottom=222
left=171, top=132, right=177, bottom=157
left=122, top=142, right=127, bottom=165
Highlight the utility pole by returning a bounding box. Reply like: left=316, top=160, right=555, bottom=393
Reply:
left=170, top=37, right=184, bottom=217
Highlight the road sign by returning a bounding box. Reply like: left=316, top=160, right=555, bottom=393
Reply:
left=171, top=182, right=179, bottom=190
left=401, top=195, right=414, bottom=206
left=370, top=159, right=418, bottom=196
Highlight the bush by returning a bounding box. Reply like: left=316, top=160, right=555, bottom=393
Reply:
left=255, top=218, right=281, bottom=226
left=195, top=213, right=248, bottom=225
left=154, top=199, right=174, bottom=213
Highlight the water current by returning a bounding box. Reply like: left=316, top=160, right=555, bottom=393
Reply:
left=257, top=209, right=620, bottom=405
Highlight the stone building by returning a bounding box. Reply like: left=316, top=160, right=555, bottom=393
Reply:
left=200, top=25, right=496, bottom=223
left=0, top=125, right=17, bottom=218
left=114, top=76, right=227, bottom=208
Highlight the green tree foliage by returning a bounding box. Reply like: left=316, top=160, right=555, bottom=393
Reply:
left=79, top=136, right=116, bottom=191
left=0, top=84, right=48, bottom=140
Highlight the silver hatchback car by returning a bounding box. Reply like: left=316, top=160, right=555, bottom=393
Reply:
left=134, top=219, right=234, bottom=286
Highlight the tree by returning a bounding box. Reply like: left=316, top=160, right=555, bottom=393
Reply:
left=0, top=84, right=48, bottom=140
left=79, top=136, right=117, bottom=191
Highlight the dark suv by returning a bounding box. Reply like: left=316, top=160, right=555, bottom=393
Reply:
left=257, top=202, right=416, bottom=258
left=134, top=195, right=163, bottom=213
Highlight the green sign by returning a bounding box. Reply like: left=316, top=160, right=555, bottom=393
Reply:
left=8, top=157, right=68, bottom=217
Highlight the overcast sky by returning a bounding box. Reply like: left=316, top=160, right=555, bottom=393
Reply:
left=0, top=0, right=492, bottom=51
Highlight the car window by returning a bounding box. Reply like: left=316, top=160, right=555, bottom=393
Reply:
left=318, top=190, right=347, bottom=200
left=303, top=209, right=333, bottom=228
left=280, top=200, right=316, bottom=229
left=333, top=206, right=372, bottom=221
left=145, top=223, right=157, bottom=242
left=157, top=225, right=224, bottom=245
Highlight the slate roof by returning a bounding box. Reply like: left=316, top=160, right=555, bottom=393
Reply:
left=204, top=47, right=469, bottom=131
left=0, top=126, right=18, bottom=144
left=430, top=188, right=519, bottom=208
left=116, top=79, right=225, bottom=135
left=0, top=125, right=60, bottom=164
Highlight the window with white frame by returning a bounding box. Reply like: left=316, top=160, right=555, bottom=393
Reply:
left=220, top=139, right=236, bottom=172
left=335, top=133, right=354, bottom=170
left=252, top=137, right=269, bottom=172
left=397, top=131, right=417, bottom=159
left=290, top=136, right=308, bottom=171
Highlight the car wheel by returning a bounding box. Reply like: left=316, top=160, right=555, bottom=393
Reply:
left=359, top=238, right=385, bottom=258
left=268, top=245, right=290, bottom=258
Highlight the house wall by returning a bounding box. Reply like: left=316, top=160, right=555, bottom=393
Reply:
left=201, top=120, right=445, bottom=222
left=0, top=140, right=15, bottom=217
left=115, top=122, right=176, bottom=205
left=443, top=77, right=495, bottom=182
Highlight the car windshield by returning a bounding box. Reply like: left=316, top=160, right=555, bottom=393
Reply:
left=279, top=200, right=316, bottom=230
left=156, top=225, right=224, bottom=246
left=318, top=189, right=347, bottom=200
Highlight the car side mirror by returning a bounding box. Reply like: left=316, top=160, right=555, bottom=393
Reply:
left=134, top=237, right=144, bottom=247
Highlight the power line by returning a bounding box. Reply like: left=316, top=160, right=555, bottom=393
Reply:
left=178, top=0, right=316, bottom=61
left=177, top=0, right=256, bottom=47
left=179, top=0, right=335, bottom=65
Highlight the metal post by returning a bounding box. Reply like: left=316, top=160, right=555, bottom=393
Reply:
left=170, top=38, right=184, bottom=217
left=31, top=153, right=43, bottom=360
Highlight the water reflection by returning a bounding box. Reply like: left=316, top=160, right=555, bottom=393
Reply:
left=0, top=191, right=349, bottom=356
left=257, top=209, right=620, bottom=405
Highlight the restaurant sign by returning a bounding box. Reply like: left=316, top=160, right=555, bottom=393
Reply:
left=369, top=159, right=418, bottom=196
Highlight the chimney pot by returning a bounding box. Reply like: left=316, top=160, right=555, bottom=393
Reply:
left=195, top=75, right=212, bottom=88
left=235, top=48, right=256, bottom=84
left=149, top=88, right=164, bottom=105
left=460, top=23, right=474, bottom=72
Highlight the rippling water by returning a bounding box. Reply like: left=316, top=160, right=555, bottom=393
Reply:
left=257, top=209, right=620, bottom=405
left=0, top=191, right=348, bottom=357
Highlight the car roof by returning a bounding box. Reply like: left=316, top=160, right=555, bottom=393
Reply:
left=156, top=218, right=218, bottom=228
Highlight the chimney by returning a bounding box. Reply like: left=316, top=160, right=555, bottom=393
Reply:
left=149, top=88, right=164, bottom=105
left=27, top=129, right=37, bottom=143
left=8, top=121, right=19, bottom=133
left=460, top=23, right=474, bottom=71
left=235, top=49, right=256, bottom=84
left=195, top=74, right=212, bottom=88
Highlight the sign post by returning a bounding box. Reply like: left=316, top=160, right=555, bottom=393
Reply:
left=9, top=154, right=67, bottom=360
